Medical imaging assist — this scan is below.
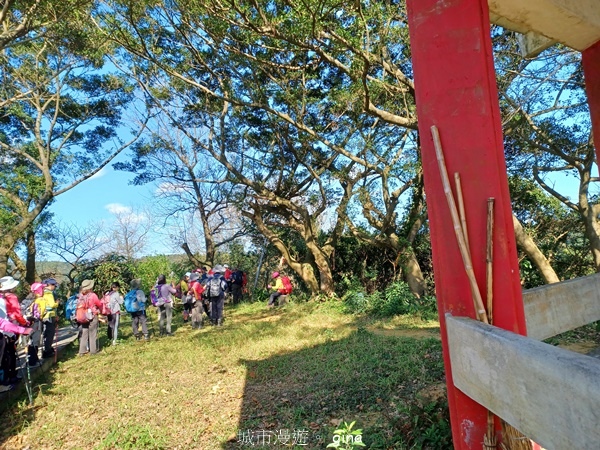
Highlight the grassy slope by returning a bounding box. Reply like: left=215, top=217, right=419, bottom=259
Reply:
left=0, top=302, right=450, bottom=450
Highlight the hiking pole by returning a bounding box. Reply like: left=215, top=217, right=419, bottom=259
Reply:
left=53, top=316, right=58, bottom=364
left=18, top=335, right=33, bottom=406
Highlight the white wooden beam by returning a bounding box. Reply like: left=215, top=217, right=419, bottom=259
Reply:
left=523, top=273, right=600, bottom=340
left=446, top=315, right=600, bottom=449
left=488, top=0, right=600, bottom=51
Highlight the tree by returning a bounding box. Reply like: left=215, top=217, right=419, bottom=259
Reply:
left=496, top=33, right=600, bottom=277
left=99, top=0, right=431, bottom=295
left=114, top=114, right=247, bottom=266
left=0, top=9, right=147, bottom=275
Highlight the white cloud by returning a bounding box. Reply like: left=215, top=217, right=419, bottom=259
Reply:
left=90, top=167, right=109, bottom=180
left=105, top=203, right=132, bottom=215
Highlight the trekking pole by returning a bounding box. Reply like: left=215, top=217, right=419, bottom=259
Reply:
left=53, top=316, right=58, bottom=364
left=18, top=335, right=33, bottom=406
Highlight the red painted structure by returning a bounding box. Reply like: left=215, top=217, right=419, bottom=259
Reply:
left=583, top=41, right=600, bottom=163
left=406, top=0, right=600, bottom=448
left=404, top=0, right=533, bottom=448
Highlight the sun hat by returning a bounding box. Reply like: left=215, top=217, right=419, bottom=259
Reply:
left=224, top=264, right=229, bottom=268
left=43, top=278, right=58, bottom=286
left=212, top=264, right=225, bottom=273
left=185, top=272, right=191, bottom=278
left=189, top=273, right=200, bottom=281
left=271, top=271, right=280, bottom=278
left=0, top=276, right=20, bottom=291
left=81, top=279, right=95, bottom=291
left=130, top=279, right=141, bottom=289
left=30, top=282, right=44, bottom=296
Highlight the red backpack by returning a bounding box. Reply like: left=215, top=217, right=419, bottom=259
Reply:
left=279, top=276, right=293, bottom=295
left=75, top=295, right=93, bottom=324
left=100, top=292, right=112, bottom=316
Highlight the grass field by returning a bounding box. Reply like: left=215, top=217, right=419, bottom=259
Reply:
left=0, top=301, right=451, bottom=449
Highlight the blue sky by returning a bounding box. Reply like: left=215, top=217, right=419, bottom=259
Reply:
left=45, top=152, right=177, bottom=257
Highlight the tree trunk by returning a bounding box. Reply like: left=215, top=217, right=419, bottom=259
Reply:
left=181, top=242, right=205, bottom=268
left=25, top=230, right=37, bottom=284
left=305, top=238, right=334, bottom=294
left=402, top=248, right=426, bottom=297
left=513, top=214, right=560, bottom=284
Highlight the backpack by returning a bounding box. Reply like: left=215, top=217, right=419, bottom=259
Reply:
left=64, top=295, right=78, bottom=321
left=124, top=289, right=142, bottom=313
left=100, top=292, right=112, bottom=316
left=232, top=270, right=244, bottom=285
left=205, top=276, right=225, bottom=298
left=279, top=276, right=293, bottom=295
left=75, top=294, right=93, bottom=324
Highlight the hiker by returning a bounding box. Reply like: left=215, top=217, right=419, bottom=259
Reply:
left=107, top=282, right=124, bottom=345
left=0, top=276, right=31, bottom=386
left=37, top=278, right=59, bottom=359
left=154, top=274, right=176, bottom=336
left=180, top=273, right=192, bottom=322
left=230, top=267, right=245, bottom=304
left=127, top=279, right=149, bottom=340
left=188, top=272, right=205, bottom=329
left=26, top=283, right=44, bottom=365
left=267, top=271, right=284, bottom=308
left=77, top=279, right=103, bottom=356
left=204, top=265, right=228, bottom=326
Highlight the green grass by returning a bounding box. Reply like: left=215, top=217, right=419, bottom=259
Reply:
left=0, top=301, right=451, bottom=449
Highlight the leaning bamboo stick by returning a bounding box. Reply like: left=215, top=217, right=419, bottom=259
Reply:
left=486, top=198, right=495, bottom=325
left=484, top=198, right=497, bottom=450
left=431, top=125, right=488, bottom=324
left=455, top=173, right=471, bottom=252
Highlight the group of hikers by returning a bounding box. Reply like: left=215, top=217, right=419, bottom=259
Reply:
left=0, top=264, right=293, bottom=391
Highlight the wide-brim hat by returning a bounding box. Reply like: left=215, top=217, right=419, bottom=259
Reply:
left=189, top=273, right=199, bottom=281
left=43, top=278, right=58, bottom=286
left=0, top=276, right=19, bottom=291
left=81, top=279, right=95, bottom=291
left=130, top=279, right=141, bottom=289
left=212, top=264, right=225, bottom=273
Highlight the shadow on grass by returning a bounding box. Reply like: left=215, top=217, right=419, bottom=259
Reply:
left=223, top=328, right=451, bottom=450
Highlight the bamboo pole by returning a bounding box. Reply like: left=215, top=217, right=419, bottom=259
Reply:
left=486, top=198, right=495, bottom=325
left=430, top=125, right=488, bottom=324
left=484, top=198, right=497, bottom=450
left=455, top=173, right=471, bottom=252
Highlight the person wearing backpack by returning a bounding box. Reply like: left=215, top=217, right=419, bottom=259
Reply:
left=107, top=282, right=124, bottom=346
left=155, top=274, right=176, bottom=336
left=126, top=279, right=149, bottom=340
left=25, top=283, right=44, bottom=366
left=38, top=278, right=59, bottom=359
left=188, top=272, right=205, bottom=329
left=204, top=265, right=228, bottom=326
left=267, top=272, right=284, bottom=308
left=76, top=279, right=103, bottom=356
left=180, top=273, right=192, bottom=323
left=230, top=268, right=245, bottom=304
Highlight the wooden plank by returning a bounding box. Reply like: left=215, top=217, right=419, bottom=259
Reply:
left=447, top=315, right=600, bottom=449
left=523, top=273, right=600, bottom=340
left=488, top=0, right=600, bottom=51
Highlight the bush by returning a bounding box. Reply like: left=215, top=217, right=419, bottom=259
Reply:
left=342, top=281, right=438, bottom=319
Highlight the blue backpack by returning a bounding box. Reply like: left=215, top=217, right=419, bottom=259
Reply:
left=124, top=289, right=143, bottom=313
left=65, top=294, right=78, bottom=322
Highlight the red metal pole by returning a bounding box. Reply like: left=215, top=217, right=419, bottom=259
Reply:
left=582, top=41, right=600, bottom=163
left=405, top=0, right=527, bottom=448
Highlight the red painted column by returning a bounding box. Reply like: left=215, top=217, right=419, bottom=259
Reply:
left=582, top=41, right=600, bottom=163
left=405, top=0, right=527, bottom=449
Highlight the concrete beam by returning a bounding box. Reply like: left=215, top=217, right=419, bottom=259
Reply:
left=523, top=273, right=600, bottom=340
left=447, top=315, right=600, bottom=449
left=488, top=0, right=600, bottom=51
